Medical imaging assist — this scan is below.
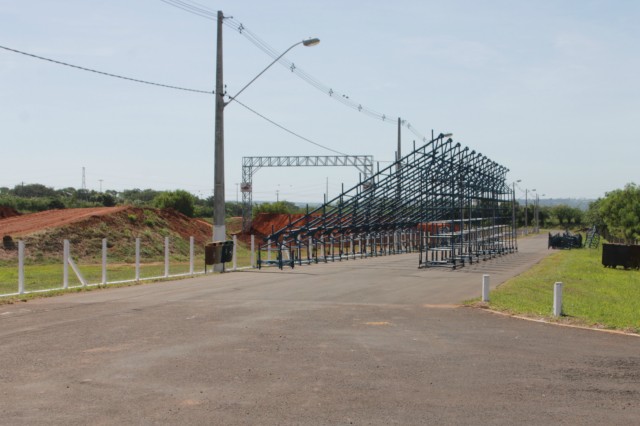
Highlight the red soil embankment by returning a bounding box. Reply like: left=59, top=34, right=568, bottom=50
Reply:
left=0, top=206, right=129, bottom=237
left=0, top=207, right=21, bottom=220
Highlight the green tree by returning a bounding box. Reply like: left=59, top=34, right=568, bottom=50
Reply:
left=599, top=183, right=640, bottom=243
left=568, top=207, right=584, bottom=225
left=121, top=188, right=161, bottom=205
left=538, top=206, right=552, bottom=228
left=553, top=204, right=573, bottom=225
left=585, top=198, right=605, bottom=229
left=153, top=190, right=196, bottom=217
left=90, top=192, right=116, bottom=207
left=225, top=201, right=243, bottom=217
left=12, top=183, right=57, bottom=198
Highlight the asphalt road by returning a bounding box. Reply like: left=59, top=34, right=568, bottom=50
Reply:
left=1, top=234, right=639, bottom=425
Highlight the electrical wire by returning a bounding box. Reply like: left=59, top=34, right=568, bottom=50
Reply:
left=1, top=43, right=347, bottom=156
left=223, top=16, right=430, bottom=143
left=159, top=0, right=216, bottom=20
left=0, top=44, right=214, bottom=95
left=231, top=97, right=348, bottom=156
left=158, top=0, right=432, bottom=143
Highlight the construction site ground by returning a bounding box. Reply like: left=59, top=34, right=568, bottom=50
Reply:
left=1, top=233, right=639, bottom=425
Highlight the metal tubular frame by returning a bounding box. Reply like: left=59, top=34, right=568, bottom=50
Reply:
left=241, top=155, right=374, bottom=232
left=256, top=135, right=515, bottom=270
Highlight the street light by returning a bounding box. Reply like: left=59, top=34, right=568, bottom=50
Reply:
left=213, top=10, right=319, bottom=271
left=512, top=179, right=521, bottom=243
left=534, top=192, right=545, bottom=233
left=225, top=37, right=320, bottom=106
left=530, top=189, right=537, bottom=234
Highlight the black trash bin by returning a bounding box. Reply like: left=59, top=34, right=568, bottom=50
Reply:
left=222, top=240, right=234, bottom=263
left=205, top=241, right=224, bottom=265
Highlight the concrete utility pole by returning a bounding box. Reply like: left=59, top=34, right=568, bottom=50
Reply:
left=212, top=9, right=318, bottom=272
left=213, top=10, right=226, bottom=271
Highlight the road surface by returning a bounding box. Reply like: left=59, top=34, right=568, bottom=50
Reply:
left=1, top=234, right=638, bottom=425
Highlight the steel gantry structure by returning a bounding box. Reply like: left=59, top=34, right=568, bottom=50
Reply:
left=241, top=155, right=374, bottom=231
left=256, top=134, right=517, bottom=270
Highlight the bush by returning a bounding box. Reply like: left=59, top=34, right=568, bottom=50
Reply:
left=153, top=190, right=196, bottom=217
left=599, top=183, right=640, bottom=243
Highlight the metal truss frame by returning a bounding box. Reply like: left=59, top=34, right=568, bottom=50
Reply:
left=255, top=134, right=516, bottom=270
left=241, top=155, right=374, bottom=231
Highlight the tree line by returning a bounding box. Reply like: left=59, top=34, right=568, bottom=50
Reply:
left=0, top=183, right=306, bottom=219
left=2, top=183, right=638, bottom=242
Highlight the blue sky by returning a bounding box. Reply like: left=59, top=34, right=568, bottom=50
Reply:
left=1, top=0, right=638, bottom=203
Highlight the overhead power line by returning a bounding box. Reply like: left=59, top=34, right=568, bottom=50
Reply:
left=159, top=0, right=431, bottom=143
left=1, top=42, right=345, bottom=155
left=231, top=97, right=347, bottom=155
left=0, top=44, right=214, bottom=94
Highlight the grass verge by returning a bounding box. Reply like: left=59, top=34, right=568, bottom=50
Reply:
left=473, top=244, right=640, bottom=333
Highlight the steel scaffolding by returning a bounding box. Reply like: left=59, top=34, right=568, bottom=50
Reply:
left=256, top=134, right=516, bottom=270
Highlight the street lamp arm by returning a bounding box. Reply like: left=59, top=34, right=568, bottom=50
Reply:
left=225, top=38, right=320, bottom=107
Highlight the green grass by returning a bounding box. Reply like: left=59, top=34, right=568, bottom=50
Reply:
left=485, top=245, right=640, bottom=333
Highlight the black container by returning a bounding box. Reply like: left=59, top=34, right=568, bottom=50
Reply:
left=221, top=240, right=234, bottom=263
left=602, top=243, right=640, bottom=269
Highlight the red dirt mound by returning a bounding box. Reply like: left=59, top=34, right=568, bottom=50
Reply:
left=0, top=206, right=21, bottom=220
left=248, top=213, right=318, bottom=240
left=0, top=206, right=129, bottom=237
left=0, top=206, right=214, bottom=262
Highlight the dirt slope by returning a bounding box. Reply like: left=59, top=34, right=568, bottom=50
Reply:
left=0, top=207, right=21, bottom=220
left=0, top=207, right=129, bottom=237
left=0, top=207, right=213, bottom=262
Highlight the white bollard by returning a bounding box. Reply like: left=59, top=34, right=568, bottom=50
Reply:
left=189, top=236, right=194, bottom=275
left=135, top=238, right=141, bottom=281
left=18, top=240, right=25, bottom=295
left=63, top=239, right=69, bottom=289
left=250, top=235, right=255, bottom=268
left=232, top=235, right=237, bottom=271
left=482, top=274, right=490, bottom=302
left=102, top=238, right=107, bottom=285
left=164, top=237, right=170, bottom=278
left=553, top=282, right=563, bottom=317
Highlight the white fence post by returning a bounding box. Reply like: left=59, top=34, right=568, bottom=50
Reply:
left=101, top=238, right=107, bottom=285
left=63, top=239, right=69, bottom=289
left=482, top=274, right=490, bottom=302
left=164, top=236, right=169, bottom=278
left=250, top=235, right=255, bottom=268
left=232, top=235, right=237, bottom=271
left=189, top=236, right=194, bottom=275
left=135, top=238, right=141, bottom=281
left=553, top=282, right=563, bottom=317
left=18, top=240, right=25, bottom=295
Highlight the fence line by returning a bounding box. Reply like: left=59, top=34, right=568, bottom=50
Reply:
left=1, top=235, right=258, bottom=298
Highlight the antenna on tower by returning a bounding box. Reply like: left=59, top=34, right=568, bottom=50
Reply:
left=82, top=167, right=86, bottom=191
